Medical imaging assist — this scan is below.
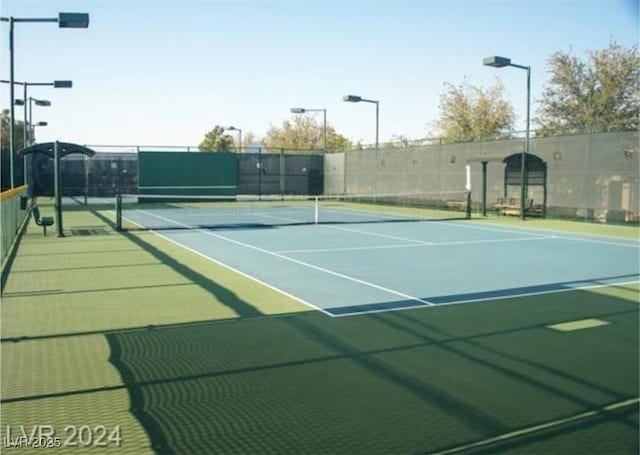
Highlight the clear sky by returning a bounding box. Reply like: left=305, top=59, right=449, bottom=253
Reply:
left=1, top=0, right=638, bottom=148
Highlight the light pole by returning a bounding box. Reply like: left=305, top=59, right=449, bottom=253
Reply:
left=24, top=99, right=50, bottom=186
left=2, top=79, right=68, bottom=186
left=290, top=107, right=327, bottom=151
left=1, top=79, right=70, bottom=143
left=29, top=98, right=52, bottom=144
left=1, top=12, right=88, bottom=188
left=483, top=55, right=530, bottom=221
left=343, top=94, right=379, bottom=150
left=225, top=126, right=242, bottom=153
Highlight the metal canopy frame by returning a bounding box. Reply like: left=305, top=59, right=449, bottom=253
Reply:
left=18, top=142, right=96, bottom=237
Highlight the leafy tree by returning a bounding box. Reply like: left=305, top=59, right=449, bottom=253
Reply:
left=1, top=109, right=27, bottom=153
left=264, top=115, right=351, bottom=152
left=1, top=109, right=28, bottom=189
left=431, top=78, right=515, bottom=143
left=198, top=125, right=235, bottom=152
left=535, top=41, right=640, bottom=135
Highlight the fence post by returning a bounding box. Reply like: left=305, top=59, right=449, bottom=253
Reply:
left=54, top=141, right=64, bottom=237
left=280, top=148, right=285, bottom=198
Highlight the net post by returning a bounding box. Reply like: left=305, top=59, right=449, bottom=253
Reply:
left=466, top=191, right=472, bottom=220
left=314, top=196, right=319, bottom=224
left=115, top=193, right=122, bottom=231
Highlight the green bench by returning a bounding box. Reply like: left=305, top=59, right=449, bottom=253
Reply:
left=32, top=205, right=54, bottom=236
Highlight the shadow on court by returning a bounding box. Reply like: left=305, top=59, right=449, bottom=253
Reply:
left=104, top=288, right=638, bottom=454
left=94, top=210, right=262, bottom=319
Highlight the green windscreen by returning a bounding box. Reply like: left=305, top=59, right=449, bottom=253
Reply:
left=138, top=152, right=237, bottom=196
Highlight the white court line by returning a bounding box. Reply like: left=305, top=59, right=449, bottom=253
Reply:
left=332, top=280, right=640, bottom=317
left=308, top=206, right=639, bottom=249
left=326, top=224, right=434, bottom=244
left=255, top=212, right=433, bottom=245
left=430, top=397, right=640, bottom=455
left=136, top=209, right=436, bottom=309
left=118, top=211, right=334, bottom=317
left=258, top=211, right=558, bottom=248
left=550, top=235, right=640, bottom=249
left=119, top=208, right=638, bottom=318
left=277, top=236, right=558, bottom=254
left=277, top=243, right=423, bottom=254
left=443, top=220, right=640, bottom=249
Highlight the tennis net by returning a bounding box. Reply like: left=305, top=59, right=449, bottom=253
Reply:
left=114, top=191, right=472, bottom=231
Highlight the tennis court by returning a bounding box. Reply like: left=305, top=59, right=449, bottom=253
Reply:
left=118, top=197, right=639, bottom=317
left=1, top=194, right=638, bottom=454
left=111, top=197, right=640, bottom=453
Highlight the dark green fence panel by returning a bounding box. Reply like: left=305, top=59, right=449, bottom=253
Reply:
left=138, top=152, right=237, bottom=196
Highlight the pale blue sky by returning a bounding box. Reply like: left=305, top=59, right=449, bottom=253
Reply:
left=1, top=0, right=638, bottom=147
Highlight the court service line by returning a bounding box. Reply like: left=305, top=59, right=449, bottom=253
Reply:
left=138, top=210, right=436, bottom=309
left=429, top=397, right=640, bottom=455
left=322, top=208, right=639, bottom=248
left=255, top=212, right=435, bottom=245
left=277, top=243, right=423, bottom=254
left=326, top=224, right=436, bottom=244
left=276, top=235, right=558, bottom=254
left=258, top=211, right=556, bottom=247
left=296, top=210, right=557, bottom=246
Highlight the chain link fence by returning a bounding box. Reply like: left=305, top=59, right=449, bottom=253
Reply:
left=25, top=132, right=639, bottom=223
left=325, top=131, right=639, bottom=223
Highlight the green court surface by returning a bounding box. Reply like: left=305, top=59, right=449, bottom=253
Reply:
left=1, top=205, right=638, bottom=454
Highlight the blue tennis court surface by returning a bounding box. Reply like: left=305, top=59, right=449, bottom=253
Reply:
left=122, top=207, right=639, bottom=317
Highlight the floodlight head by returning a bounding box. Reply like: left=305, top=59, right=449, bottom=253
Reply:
left=53, top=80, right=73, bottom=88
left=34, top=99, right=52, bottom=107
left=483, top=56, right=511, bottom=68
left=58, top=12, right=90, bottom=28
left=36, top=121, right=48, bottom=127
left=343, top=95, right=362, bottom=103
left=14, top=99, right=25, bottom=106
left=290, top=108, right=305, bottom=114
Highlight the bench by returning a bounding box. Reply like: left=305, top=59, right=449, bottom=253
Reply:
left=494, top=198, right=536, bottom=216
left=32, top=205, right=54, bottom=236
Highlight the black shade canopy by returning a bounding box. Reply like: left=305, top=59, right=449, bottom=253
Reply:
left=18, top=142, right=96, bottom=159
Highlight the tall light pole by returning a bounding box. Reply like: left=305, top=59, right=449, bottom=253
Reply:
left=290, top=107, right=327, bottom=151
left=483, top=55, right=531, bottom=221
left=225, top=126, right=242, bottom=153
left=1, top=12, right=89, bottom=188
left=24, top=99, right=50, bottom=186
left=29, top=98, right=52, bottom=144
left=2, top=79, right=69, bottom=186
left=343, top=94, right=379, bottom=150
left=28, top=81, right=71, bottom=146
left=2, top=79, right=70, bottom=143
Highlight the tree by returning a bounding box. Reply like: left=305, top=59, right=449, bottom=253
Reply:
left=431, top=78, right=515, bottom=143
left=198, top=125, right=235, bottom=152
left=1, top=109, right=27, bottom=153
left=1, top=109, right=28, bottom=189
left=264, top=116, right=351, bottom=152
left=535, top=41, right=640, bottom=135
